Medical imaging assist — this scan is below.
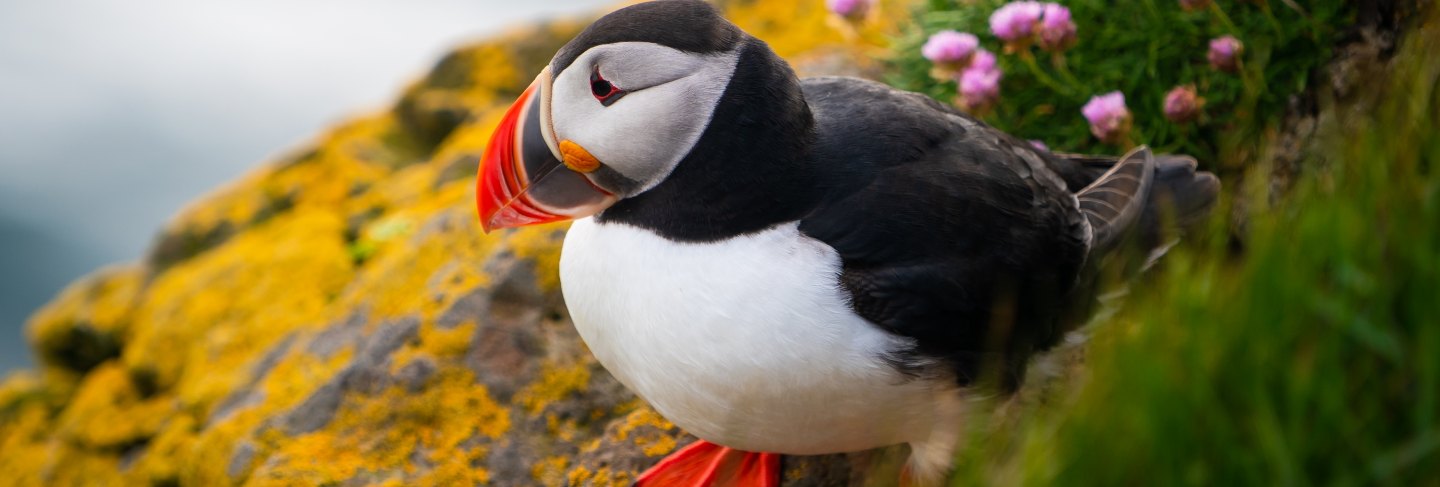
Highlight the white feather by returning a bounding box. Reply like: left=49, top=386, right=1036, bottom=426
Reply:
left=560, top=218, right=965, bottom=459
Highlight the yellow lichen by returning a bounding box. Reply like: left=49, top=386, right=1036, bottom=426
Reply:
left=724, top=0, right=910, bottom=58
left=389, top=321, right=476, bottom=377
left=0, top=5, right=913, bottom=485
left=54, top=362, right=172, bottom=450
left=250, top=367, right=509, bottom=486
left=568, top=465, right=634, bottom=487
left=613, top=408, right=680, bottom=457
left=125, top=208, right=353, bottom=410
left=532, top=455, right=571, bottom=485
left=25, top=265, right=143, bottom=372
left=515, top=362, right=591, bottom=415
left=506, top=224, right=570, bottom=292
left=0, top=373, right=52, bottom=487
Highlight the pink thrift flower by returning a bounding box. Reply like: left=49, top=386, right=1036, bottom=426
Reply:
left=990, top=1, right=1044, bottom=43
left=1082, top=91, right=1132, bottom=144
left=1037, top=3, right=1077, bottom=52
left=1208, top=36, right=1244, bottom=73
left=922, top=31, right=980, bottom=67
left=958, top=50, right=1003, bottom=112
left=967, top=47, right=1002, bottom=72
left=1163, top=85, right=1204, bottom=123
left=1029, top=140, right=1050, bottom=152
left=1179, top=0, right=1212, bottom=11
left=827, top=0, right=872, bottom=21
left=969, top=49, right=998, bottom=73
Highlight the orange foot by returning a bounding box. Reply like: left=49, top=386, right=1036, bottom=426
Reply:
left=635, top=440, right=780, bottom=487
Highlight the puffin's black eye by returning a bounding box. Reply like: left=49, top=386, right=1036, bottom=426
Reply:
left=590, top=69, right=625, bottom=106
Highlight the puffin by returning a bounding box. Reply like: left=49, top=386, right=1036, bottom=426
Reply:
left=474, top=1, right=1219, bottom=485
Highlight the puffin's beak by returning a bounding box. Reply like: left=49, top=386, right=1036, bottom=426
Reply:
left=476, top=67, right=617, bottom=233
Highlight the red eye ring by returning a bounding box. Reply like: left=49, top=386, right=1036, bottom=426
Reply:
left=590, top=69, right=625, bottom=106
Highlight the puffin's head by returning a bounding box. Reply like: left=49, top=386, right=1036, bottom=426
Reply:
left=477, top=0, right=759, bottom=232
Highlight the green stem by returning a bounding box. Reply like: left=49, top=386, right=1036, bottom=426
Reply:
left=1235, top=57, right=1262, bottom=107
left=1050, top=52, right=1085, bottom=92
left=1208, top=2, right=1240, bottom=34
left=1259, top=1, right=1285, bottom=37
left=1019, top=50, right=1077, bottom=98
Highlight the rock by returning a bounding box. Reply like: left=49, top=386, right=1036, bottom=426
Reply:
left=0, top=2, right=922, bottom=486
left=226, top=441, right=257, bottom=479
left=25, top=265, right=142, bottom=374
left=395, top=356, right=438, bottom=392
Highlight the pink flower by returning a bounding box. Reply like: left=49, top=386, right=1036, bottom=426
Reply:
left=1037, top=3, right=1077, bottom=52
left=826, top=0, right=872, bottom=21
left=1029, top=140, right=1050, bottom=151
left=1179, top=0, right=1212, bottom=11
left=990, top=1, right=1044, bottom=43
left=1163, top=85, right=1204, bottom=123
left=922, top=31, right=980, bottom=67
left=958, top=49, right=1003, bottom=112
left=968, top=48, right=998, bottom=73
left=1208, top=36, right=1244, bottom=73
left=1082, top=91, right=1132, bottom=144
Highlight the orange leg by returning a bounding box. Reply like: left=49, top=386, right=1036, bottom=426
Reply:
left=635, top=440, right=780, bottom=487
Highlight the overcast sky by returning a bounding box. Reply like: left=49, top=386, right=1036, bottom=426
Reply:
left=0, top=0, right=615, bottom=373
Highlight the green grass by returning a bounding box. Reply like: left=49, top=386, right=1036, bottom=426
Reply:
left=888, top=0, right=1349, bottom=168
left=891, top=3, right=1440, bottom=485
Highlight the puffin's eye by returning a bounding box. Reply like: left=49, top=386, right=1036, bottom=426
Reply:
left=590, top=69, right=625, bottom=106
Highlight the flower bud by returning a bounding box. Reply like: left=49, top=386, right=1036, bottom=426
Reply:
left=1208, top=36, right=1244, bottom=73
left=1082, top=91, right=1133, bottom=144
left=922, top=30, right=980, bottom=71
left=826, top=0, right=873, bottom=21
left=990, top=1, right=1044, bottom=45
left=957, top=50, right=1003, bottom=112
left=1037, top=3, right=1077, bottom=52
left=1163, top=85, right=1205, bottom=124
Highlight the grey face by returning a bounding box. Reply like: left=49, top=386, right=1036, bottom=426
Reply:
left=546, top=42, right=741, bottom=197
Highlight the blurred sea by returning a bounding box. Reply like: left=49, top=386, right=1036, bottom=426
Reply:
left=0, top=0, right=614, bottom=373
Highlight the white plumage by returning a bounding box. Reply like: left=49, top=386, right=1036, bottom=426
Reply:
left=560, top=218, right=965, bottom=476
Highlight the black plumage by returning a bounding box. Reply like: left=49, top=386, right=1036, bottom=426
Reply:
left=551, top=0, right=743, bottom=77
left=798, top=77, right=1101, bottom=390
left=586, top=0, right=1217, bottom=391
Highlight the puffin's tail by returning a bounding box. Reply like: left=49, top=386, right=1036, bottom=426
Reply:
left=1075, top=146, right=1156, bottom=250
left=635, top=440, right=780, bottom=487
left=1067, top=147, right=1220, bottom=251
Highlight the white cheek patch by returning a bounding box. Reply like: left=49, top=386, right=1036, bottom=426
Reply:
left=551, top=42, right=741, bottom=195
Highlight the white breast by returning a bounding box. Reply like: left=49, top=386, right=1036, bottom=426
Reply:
left=559, top=218, right=960, bottom=455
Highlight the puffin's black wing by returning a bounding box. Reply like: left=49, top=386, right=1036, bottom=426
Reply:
left=796, top=77, right=1101, bottom=389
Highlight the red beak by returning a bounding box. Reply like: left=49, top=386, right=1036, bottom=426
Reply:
left=476, top=69, right=616, bottom=233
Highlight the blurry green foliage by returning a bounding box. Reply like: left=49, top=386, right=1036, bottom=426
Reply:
left=896, top=2, right=1439, bottom=485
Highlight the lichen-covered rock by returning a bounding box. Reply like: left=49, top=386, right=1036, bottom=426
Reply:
left=0, top=2, right=912, bottom=486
